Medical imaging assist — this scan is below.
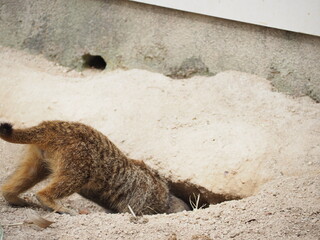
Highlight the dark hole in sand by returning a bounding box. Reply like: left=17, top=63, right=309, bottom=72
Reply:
left=167, top=180, right=241, bottom=210
left=82, top=54, right=107, bottom=70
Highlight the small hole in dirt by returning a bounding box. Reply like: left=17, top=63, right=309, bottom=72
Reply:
left=82, top=54, right=107, bottom=70
left=168, top=180, right=241, bottom=210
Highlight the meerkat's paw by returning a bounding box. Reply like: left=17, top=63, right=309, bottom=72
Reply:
left=35, top=194, right=77, bottom=216
left=55, top=207, right=78, bottom=216
left=2, top=192, right=31, bottom=207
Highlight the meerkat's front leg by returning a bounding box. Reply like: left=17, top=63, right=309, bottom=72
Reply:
left=36, top=171, right=87, bottom=215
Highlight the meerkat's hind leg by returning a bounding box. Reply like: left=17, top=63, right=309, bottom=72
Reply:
left=1, top=145, right=50, bottom=207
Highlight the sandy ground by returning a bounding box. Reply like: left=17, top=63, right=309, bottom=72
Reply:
left=0, top=46, right=319, bottom=239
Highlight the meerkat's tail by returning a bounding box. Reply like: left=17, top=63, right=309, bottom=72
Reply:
left=0, top=122, right=41, bottom=144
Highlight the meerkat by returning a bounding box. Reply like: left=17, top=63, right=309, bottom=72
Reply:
left=0, top=121, right=189, bottom=215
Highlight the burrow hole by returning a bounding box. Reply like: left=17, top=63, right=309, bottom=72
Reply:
left=168, top=179, right=241, bottom=210
left=82, top=54, right=107, bottom=70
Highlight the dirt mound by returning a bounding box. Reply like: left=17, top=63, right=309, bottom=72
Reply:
left=0, top=47, right=319, bottom=239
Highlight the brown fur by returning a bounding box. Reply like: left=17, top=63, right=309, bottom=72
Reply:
left=0, top=121, right=189, bottom=215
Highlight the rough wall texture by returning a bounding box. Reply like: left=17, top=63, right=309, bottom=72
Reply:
left=0, top=0, right=320, bottom=101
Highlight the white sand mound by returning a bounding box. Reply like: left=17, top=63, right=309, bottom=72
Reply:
left=0, top=47, right=319, bottom=239
left=0, top=47, right=319, bottom=198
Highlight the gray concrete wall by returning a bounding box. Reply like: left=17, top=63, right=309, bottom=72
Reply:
left=1, top=0, right=320, bottom=101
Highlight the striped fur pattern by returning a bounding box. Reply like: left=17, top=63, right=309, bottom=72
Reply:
left=0, top=121, right=188, bottom=215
